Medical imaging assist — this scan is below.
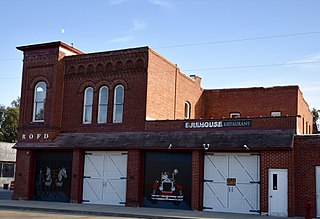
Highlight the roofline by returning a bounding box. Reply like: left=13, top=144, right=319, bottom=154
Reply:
left=16, top=41, right=84, bottom=55
left=204, top=85, right=300, bottom=92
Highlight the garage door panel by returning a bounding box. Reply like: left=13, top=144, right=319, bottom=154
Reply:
left=103, top=179, right=126, bottom=205
left=105, top=153, right=127, bottom=179
left=204, top=154, right=260, bottom=214
left=83, top=151, right=127, bottom=206
left=83, top=178, right=103, bottom=203
left=84, top=153, right=104, bottom=178
left=229, top=155, right=259, bottom=183
left=204, top=182, right=227, bottom=210
left=204, top=155, right=227, bottom=182
left=230, top=184, right=259, bottom=211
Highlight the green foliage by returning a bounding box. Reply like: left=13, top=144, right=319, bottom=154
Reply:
left=312, top=108, right=320, bottom=125
left=0, top=97, right=20, bottom=142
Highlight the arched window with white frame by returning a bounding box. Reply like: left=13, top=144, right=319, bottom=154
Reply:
left=98, top=86, right=109, bottom=123
left=184, top=101, right=191, bottom=119
left=113, top=85, right=124, bottom=123
left=83, top=87, right=93, bottom=124
left=33, top=82, right=47, bottom=122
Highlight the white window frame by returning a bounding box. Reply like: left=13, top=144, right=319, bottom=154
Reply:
left=83, top=87, right=93, bottom=124
left=184, top=101, right=191, bottom=119
left=113, top=85, right=124, bottom=123
left=98, top=86, right=109, bottom=124
left=271, top=111, right=281, bottom=117
left=33, top=81, right=46, bottom=122
left=230, top=112, right=240, bottom=118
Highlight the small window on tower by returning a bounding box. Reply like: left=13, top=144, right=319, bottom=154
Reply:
left=33, top=82, right=47, bottom=122
left=230, top=112, right=240, bottom=118
left=184, top=102, right=191, bottom=119
left=271, top=111, right=281, bottom=117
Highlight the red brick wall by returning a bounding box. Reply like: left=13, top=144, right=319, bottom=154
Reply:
left=19, top=48, right=60, bottom=127
left=126, top=149, right=142, bottom=207
left=62, top=48, right=148, bottom=132
left=17, top=43, right=79, bottom=142
left=297, top=89, right=313, bottom=134
left=191, top=150, right=202, bottom=210
left=294, top=135, right=320, bottom=217
left=146, top=50, right=178, bottom=120
left=260, top=150, right=294, bottom=216
left=12, top=149, right=35, bottom=200
left=175, top=74, right=203, bottom=119
left=203, top=86, right=298, bottom=119
left=146, top=49, right=203, bottom=120
left=70, top=149, right=84, bottom=203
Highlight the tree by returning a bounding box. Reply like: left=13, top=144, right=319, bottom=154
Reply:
left=312, top=108, right=320, bottom=131
left=0, top=97, right=20, bottom=142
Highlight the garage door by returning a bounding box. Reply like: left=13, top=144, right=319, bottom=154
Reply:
left=83, top=151, right=127, bottom=206
left=203, top=153, right=260, bottom=214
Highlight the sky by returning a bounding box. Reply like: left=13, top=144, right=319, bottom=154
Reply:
left=0, top=0, right=319, bottom=111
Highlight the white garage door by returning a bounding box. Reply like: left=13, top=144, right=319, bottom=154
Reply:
left=83, top=151, right=127, bottom=206
left=203, top=153, right=260, bottom=214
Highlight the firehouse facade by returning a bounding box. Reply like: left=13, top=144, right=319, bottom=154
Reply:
left=14, top=41, right=320, bottom=217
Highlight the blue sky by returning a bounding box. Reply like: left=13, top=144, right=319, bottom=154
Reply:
left=1, top=0, right=320, bottom=111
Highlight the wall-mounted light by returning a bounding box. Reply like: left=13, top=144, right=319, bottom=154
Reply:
left=203, top=143, right=210, bottom=150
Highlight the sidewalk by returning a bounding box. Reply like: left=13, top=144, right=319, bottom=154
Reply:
left=0, top=200, right=304, bottom=219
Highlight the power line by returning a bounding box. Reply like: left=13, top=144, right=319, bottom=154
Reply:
left=182, top=60, right=320, bottom=72
left=154, top=31, right=320, bottom=49
left=0, top=30, right=319, bottom=62
left=0, top=60, right=319, bottom=80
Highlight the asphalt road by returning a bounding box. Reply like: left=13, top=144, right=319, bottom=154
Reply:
left=0, top=189, right=13, bottom=200
left=0, top=210, right=143, bottom=219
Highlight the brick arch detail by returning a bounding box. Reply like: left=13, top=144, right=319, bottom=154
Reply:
left=95, top=81, right=111, bottom=91
left=110, top=79, right=129, bottom=90
left=29, top=76, right=52, bottom=90
left=78, top=81, right=96, bottom=93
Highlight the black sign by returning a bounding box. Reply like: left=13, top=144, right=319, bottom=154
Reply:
left=184, top=120, right=252, bottom=129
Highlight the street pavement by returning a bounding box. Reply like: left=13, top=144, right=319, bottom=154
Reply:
left=0, top=189, right=13, bottom=200
left=0, top=210, right=141, bottom=219
left=0, top=189, right=304, bottom=219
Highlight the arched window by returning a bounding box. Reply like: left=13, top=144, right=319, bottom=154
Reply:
left=33, top=82, right=46, bottom=122
left=83, top=87, right=93, bottom=124
left=98, top=86, right=109, bottom=123
left=184, top=102, right=191, bottom=119
left=113, top=85, right=124, bottom=123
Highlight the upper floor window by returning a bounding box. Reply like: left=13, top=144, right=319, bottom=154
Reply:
left=184, top=102, right=191, bottom=119
left=83, top=87, right=93, bottom=124
left=113, top=85, right=124, bottom=123
left=33, top=82, right=46, bottom=122
left=271, top=111, right=281, bottom=117
left=98, top=86, right=109, bottom=123
left=230, top=112, right=240, bottom=118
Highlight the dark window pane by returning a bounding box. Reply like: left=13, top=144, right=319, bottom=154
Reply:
left=273, top=174, right=277, bottom=190
left=3, top=163, right=14, bottom=177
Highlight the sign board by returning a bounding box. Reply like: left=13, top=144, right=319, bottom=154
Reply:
left=184, top=120, right=253, bottom=129
left=227, top=178, right=237, bottom=186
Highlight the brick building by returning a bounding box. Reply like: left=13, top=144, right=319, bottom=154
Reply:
left=13, top=41, right=320, bottom=217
